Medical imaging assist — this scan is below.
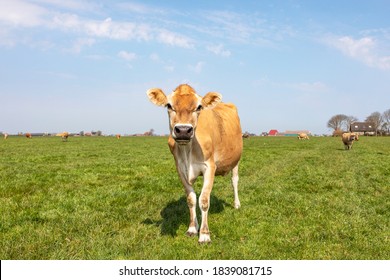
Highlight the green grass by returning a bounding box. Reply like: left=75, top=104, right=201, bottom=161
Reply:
left=0, top=136, right=389, bottom=259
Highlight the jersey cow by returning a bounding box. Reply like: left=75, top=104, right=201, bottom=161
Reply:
left=342, top=132, right=359, bottom=150
left=60, top=132, right=69, bottom=141
left=297, top=133, right=309, bottom=140
left=147, top=84, right=243, bottom=243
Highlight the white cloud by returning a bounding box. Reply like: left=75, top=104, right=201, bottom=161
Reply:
left=290, top=82, right=328, bottom=92
left=31, top=0, right=99, bottom=12
left=118, top=50, right=137, bottom=61
left=207, top=44, right=231, bottom=57
left=116, top=2, right=165, bottom=15
left=325, top=35, right=390, bottom=70
left=0, top=1, right=193, bottom=49
left=164, top=65, right=174, bottom=72
left=69, top=37, right=95, bottom=53
left=149, top=53, right=160, bottom=62
left=156, top=29, right=193, bottom=48
left=189, top=61, right=204, bottom=73
left=0, top=0, right=47, bottom=27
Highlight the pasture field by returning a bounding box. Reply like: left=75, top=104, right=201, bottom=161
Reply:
left=0, top=136, right=389, bottom=260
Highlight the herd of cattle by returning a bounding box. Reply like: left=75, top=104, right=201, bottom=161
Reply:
left=0, top=84, right=362, bottom=244
left=2, top=131, right=360, bottom=150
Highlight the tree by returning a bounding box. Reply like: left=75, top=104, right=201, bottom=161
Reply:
left=346, top=115, right=358, bottom=131
left=365, top=112, right=382, bottom=136
left=382, top=109, right=390, bottom=135
left=327, top=114, right=348, bottom=132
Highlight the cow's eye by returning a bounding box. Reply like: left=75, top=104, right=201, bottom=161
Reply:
left=195, top=105, right=203, bottom=112
left=166, top=103, right=173, bottom=111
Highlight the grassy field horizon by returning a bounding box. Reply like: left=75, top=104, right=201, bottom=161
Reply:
left=0, top=136, right=389, bottom=259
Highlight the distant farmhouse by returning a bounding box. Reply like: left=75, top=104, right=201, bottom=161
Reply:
left=350, top=122, right=376, bottom=136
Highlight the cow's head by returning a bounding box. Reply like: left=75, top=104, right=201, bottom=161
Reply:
left=147, top=84, right=222, bottom=144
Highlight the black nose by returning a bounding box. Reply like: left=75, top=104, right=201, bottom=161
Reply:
left=174, top=125, right=193, bottom=141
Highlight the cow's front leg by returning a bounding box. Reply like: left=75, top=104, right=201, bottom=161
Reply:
left=198, top=166, right=215, bottom=243
left=185, top=186, right=199, bottom=237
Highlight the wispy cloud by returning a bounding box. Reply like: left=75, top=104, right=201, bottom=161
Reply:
left=207, top=44, right=231, bottom=57
left=189, top=61, right=204, bottom=73
left=69, top=37, right=95, bottom=53
left=0, top=0, right=194, bottom=50
left=0, top=0, right=47, bottom=27
left=289, top=82, right=328, bottom=92
left=325, top=35, right=390, bottom=70
left=118, top=50, right=137, bottom=61
left=156, top=29, right=193, bottom=48
left=199, top=10, right=294, bottom=46
left=116, top=2, right=166, bottom=15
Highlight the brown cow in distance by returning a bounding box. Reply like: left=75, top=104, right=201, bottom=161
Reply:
left=116, top=134, right=121, bottom=139
left=147, top=84, right=243, bottom=244
left=25, top=133, right=32, bottom=139
left=342, top=132, right=359, bottom=150
left=297, top=133, right=309, bottom=140
left=60, top=132, right=69, bottom=141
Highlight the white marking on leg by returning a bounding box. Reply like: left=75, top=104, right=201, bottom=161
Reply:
left=232, top=164, right=241, bottom=209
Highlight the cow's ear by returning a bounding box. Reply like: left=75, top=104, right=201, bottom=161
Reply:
left=202, top=92, right=222, bottom=109
left=147, top=88, right=168, bottom=107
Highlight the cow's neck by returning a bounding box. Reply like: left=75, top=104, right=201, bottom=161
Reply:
left=175, top=139, right=202, bottom=184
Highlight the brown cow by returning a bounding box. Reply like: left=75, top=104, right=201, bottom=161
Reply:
left=116, top=134, right=121, bottom=139
left=25, top=133, right=32, bottom=139
left=147, top=84, right=243, bottom=243
left=342, top=132, right=359, bottom=150
left=297, top=133, right=309, bottom=140
left=60, top=132, right=69, bottom=141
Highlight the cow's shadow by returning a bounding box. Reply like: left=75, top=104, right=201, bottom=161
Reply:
left=142, top=195, right=228, bottom=237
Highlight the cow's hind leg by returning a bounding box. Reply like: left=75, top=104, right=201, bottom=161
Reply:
left=232, top=164, right=241, bottom=209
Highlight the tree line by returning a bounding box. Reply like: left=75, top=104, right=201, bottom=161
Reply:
left=327, top=109, right=390, bottom=136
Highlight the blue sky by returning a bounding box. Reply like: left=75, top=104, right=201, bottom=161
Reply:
left=1, top=0, right=389, bottom=135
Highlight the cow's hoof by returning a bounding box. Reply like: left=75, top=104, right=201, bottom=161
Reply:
left=198, top=233, right=211, bottom=244
left=186, top=227, right=198, bottom=237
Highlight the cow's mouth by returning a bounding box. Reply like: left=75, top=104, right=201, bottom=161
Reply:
left=174, top=137, right=192, bottom=145
left=172, top=124, right=193, bottom=144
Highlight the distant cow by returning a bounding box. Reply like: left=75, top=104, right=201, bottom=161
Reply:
left=147, top=84, right=243, bottom=243
left=116, top=134, right=121, bottom=139
left=342, top=132, right=359, bottom=150
left=25, top=133, right=32, bottom=139
left=60, top=132, right=69, bottom=141
left=297, top=133, right=309, bottom=140
left=4, top=133, right=8, bottom=140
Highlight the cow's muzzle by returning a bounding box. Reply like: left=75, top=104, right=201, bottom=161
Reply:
left=173, top=124, right=194, bottom=144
